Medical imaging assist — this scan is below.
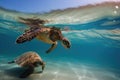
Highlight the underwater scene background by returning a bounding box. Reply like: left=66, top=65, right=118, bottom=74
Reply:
left=0, top=2, right=120, bottom=80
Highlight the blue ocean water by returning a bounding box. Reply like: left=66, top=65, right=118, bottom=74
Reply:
left=0, top=5, right=120, bottom=80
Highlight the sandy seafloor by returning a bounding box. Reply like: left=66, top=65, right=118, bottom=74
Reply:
left=0, top=56, right=120, bottom=80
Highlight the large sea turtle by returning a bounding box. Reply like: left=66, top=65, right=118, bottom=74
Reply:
left=16, top=17, right=71, bottom=53
left=8, top=51, right=45, bottom=78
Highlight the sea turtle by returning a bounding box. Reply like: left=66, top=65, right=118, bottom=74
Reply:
left=16, top=17, right=71, bottom=53
left=8, top=51, right=45, bottom=78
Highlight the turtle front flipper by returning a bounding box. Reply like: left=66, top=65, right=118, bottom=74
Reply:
left=20, top=66, right=34, bottom=78
left=46, top=42, right=57, bottom=53
left=16, top=28, right=41, bottom=44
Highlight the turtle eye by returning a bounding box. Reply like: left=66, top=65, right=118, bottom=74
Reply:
left=63, top=40, right=68, bottom=45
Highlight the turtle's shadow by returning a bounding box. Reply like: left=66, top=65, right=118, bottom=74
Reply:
left=4, top=67, right=26, bottom=78
left=4, top=67, right=43, bottom=79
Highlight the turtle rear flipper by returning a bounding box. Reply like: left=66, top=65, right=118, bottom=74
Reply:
left=16, top=28, right=41, bottom=44
left=20, top=66, right=34, bottom=78
left=8, top=61, right=15, bottom=64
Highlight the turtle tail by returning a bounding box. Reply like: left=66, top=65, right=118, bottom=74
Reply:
left=16, top=28, right=41, bottom=44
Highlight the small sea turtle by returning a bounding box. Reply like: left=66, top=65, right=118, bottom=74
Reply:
left=16, top=17, right=71, bottom=53
left=8, top=51, right=45, bottom=78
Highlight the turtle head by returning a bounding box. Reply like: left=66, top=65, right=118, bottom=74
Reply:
left=61, top=38, right=71, bottom=49
left=33, top=61, right=45, bottom=72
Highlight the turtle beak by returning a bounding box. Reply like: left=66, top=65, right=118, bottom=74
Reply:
left=67, top=45, right=71, bottom=48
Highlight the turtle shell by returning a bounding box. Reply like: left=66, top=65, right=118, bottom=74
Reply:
left=15, top=51, right=42, bottom=67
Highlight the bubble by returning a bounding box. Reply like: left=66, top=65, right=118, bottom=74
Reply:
left=115, top=5, right=119, bottom=9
